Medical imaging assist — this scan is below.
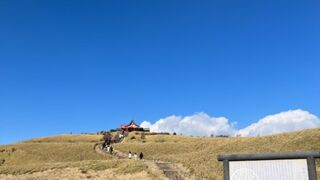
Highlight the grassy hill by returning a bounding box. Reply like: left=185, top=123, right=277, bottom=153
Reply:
left=115, top=128, right=320, bottom=179
left=0, top=129, right=320, bottom=179
left=0, top=134, right=155, bottom=179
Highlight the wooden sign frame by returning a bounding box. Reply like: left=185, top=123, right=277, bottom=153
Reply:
left=218, top=151, right=320, bottom=180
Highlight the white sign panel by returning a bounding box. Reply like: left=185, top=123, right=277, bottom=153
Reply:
left=229, top=159, right=309, bottom=180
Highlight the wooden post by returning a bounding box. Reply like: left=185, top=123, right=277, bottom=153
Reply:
left=307, top=156, right=317, bottom=180
left=223, top=159, right=230, bottom=180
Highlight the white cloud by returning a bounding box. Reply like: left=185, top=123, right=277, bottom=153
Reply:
left=237, top=109, right=320, bottom=136
left=141, top=112, right=236, bottom=136
left=140, top=110, right=320, bottom=137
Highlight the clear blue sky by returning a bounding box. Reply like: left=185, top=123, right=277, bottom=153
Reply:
left=1, top=0, right=319, bottom=144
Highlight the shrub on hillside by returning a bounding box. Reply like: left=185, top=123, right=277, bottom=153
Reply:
left=0, top=159, right=5, bottom=166
left=140, top=133, right=146, bottom=139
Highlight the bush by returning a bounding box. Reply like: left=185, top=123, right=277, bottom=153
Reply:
left=0, top=159, right=5, bottom=166
left=80, top=169, right=87, bottom=174
left=141, top=133, right=146, bottom=139
left=130, top=136, right=136, bottom=140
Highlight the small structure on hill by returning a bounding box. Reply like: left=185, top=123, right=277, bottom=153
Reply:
left=119, top=120, right=149, bottom=132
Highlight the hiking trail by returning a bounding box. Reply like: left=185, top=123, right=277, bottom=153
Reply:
left=94, top=137, right=197, bottom=180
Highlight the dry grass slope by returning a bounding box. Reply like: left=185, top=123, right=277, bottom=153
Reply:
left=23, top=134, right=102, bottom=143
left=1, top=129, right=320, bottom=179
left=114, top=128, right=320, bottom=179
left=0, top=134, right=155, bottom=179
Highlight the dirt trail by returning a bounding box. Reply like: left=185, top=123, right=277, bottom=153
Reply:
left=154, top=161, right=185, bottom=180
left=94, top=143, right=195, bottom=180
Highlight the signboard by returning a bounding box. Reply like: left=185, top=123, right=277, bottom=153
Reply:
left=217, top=151, right=320, bottom=180
left=229, top=159, right=309, bottom=180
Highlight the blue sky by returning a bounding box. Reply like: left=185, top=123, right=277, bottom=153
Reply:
left=1, top=0, right=319, bottom=144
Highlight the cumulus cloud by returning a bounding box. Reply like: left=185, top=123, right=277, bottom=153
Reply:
left=140, top=109, right=320, bottom=137
left=141, top=112, right=236, bottom=136
left=237, top=109, right=320, bottom=136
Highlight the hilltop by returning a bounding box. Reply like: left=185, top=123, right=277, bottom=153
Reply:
left=1, top=128, right=320, bottom=179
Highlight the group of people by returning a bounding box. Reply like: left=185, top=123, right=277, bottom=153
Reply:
left=102, top=132, right=114, bottom=154
left=102, top=143, right=114, bottom=154
left=128, top=151, right=143, bottom=160
left=101, top=132, right=144, bottom=160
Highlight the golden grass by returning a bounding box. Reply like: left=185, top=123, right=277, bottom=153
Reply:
left=115, top=128, right=320, bottom=180
left=0, top=167, right=153, bottom=180
left=0, top=143, right=108, bottom=165
left=0, top=134, right=155, bottom=179
left=1, top=129, right=320, bottom=179
left=0, top=160, right=145, bottom=175
left=23, top=134, right=102, bottom=143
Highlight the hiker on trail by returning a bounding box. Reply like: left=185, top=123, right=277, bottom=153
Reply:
left=103, top=144, right=107, bottom=151
left=103, top=132, right=112, bottom=144
left=102, top=141, right=106, bottom=149
left=128, top=151, right=132, bottom=159
left=139, top=152, right=143, bottom=160
left=110, top=146, right=113, bottom=155
left=134, top=153, right=138, bottom=160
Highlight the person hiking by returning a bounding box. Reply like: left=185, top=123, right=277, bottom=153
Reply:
left=134, top=153, right=138, bottom=160
left=119, top=133, right=123, bottom=139
left=139, top=152, right=143, bottom=160
left=128, top=151, right=132, bottom=159
left=110, top=146, right=113, bottom=155
left=102, top=141, right=106, bottom=150
left=103, top=132, right=111, bottom=144
left=103, top=144, right=107, bottom=151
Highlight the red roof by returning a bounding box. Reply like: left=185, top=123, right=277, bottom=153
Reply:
left=121, top=120, right=139, bottom=128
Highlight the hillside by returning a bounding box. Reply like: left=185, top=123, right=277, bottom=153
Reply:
left=0, top=129, right=320, bottom=179
left=114, top=128, right=320, bottom=179
left=0, top=134, right=158, bottom=179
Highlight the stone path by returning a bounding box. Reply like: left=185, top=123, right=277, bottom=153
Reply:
left=94, top=143, right=194, bottom=180
left=155, top=161, right=184, bottom=180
